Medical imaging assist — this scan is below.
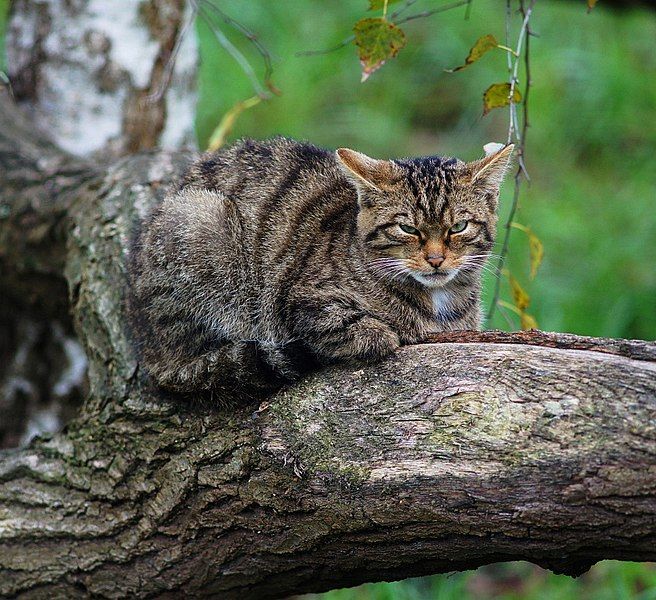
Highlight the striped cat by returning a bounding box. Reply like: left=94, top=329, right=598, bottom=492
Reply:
left=127, top=137, right=513, bottom=399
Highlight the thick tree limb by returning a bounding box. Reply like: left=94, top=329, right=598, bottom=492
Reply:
left=0, top=90, right=654, bottom=598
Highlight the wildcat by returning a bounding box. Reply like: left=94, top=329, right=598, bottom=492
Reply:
left=127, top=137, right=513, bottom=398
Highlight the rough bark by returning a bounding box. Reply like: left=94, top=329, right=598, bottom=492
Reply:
left=0, top=89, right=655, bottom=597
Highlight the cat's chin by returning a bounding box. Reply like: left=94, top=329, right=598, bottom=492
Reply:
left=411, top=270, right=458, bottom=289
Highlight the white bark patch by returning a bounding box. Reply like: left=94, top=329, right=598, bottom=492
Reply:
left=52, top=323, right=88, bottom=398
left=86, top=0, right=160, bottom=90
left=161, top=2, right=198, bottom=149
left=8, top=0, right=197, bottom=155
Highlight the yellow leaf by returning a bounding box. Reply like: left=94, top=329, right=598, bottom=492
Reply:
left=508, top=273, right=530, bottom=311
left=483, top=82, right=522, bottom=115
left=511, top=222, right=544, bottom=280
left=446, top=34, right=498, bottom=73
left=206, top=96, right=262, bottom=152
left=527, top=229, right=544, bottom=280
left=520, top=312, right=538, bottom=330
left=353, top=18, right=407, bottom=82
left=587, top=0, right=598, bottom=11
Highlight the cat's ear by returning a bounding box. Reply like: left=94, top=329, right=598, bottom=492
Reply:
left=466, top=144, right=514, bottom=191
left=336, top=148, right=399, bottom=191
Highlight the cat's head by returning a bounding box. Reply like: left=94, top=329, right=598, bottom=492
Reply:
left=336, top=144, right=513, bottom=289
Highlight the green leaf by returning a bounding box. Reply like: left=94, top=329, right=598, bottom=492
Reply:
left=483, top=82, right=522, bottom=115
left=368, top=0, right=403, bottom=10
left=353, top=18, right=407, bottom=82
left=446, top=34, right=499, bottom=73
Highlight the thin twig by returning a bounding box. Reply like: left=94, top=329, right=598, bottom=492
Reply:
left=394, top=0, right=470, bottom=26
left=390, top=0, right=420, bottom=20
left=199, top=0, right=275, bottom=88
left=464, top=0, right=474, bottom=20
left=487, top=0, right=534, bottom=322
left=297, top=0, right=469, bottom=57
left=520, top=5, right=532, bottom=180
left=506, top=0, right=534, bottom=144
left=296, top=35, right=355, bottom=57
left=194, top=2, right=271, bottom=99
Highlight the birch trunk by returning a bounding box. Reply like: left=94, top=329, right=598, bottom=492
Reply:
left=1, top=0, right=197, bottom=448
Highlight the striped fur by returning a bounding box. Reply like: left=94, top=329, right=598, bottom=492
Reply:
left=127, top=137, right=512, bottom=400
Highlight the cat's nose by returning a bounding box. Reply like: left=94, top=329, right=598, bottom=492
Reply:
left=426, top=253, right=445, bottom=268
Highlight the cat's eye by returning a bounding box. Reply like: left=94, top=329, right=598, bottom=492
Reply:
left=450, top=220, right=468, bottom=234
left=399, top=223, right=420, bottom=236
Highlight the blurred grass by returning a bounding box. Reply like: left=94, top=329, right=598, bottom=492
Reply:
left=303, top=562, right=656, bottom=600
left=1, top=0, right=654, bottom=598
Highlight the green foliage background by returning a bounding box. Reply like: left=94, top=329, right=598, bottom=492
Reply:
left=196, top=0, right=656, bottom=340
left=2, top=0, right=655, bottom=598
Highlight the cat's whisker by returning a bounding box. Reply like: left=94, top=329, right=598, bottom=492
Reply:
left=368, top=258, right=412, bottom=282
left=458, top=257, right=499, bottom=275
left=460, top=264, right=501, bottom=280
left=369, top=261, right=415, bottom=284
left=370, top=266, right=412, bottom=283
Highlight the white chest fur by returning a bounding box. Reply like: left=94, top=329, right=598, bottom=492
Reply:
left=431, top=289, right=451, bottom=320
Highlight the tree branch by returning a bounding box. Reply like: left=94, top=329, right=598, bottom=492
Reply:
left=0, top=93, right=93, bottom=319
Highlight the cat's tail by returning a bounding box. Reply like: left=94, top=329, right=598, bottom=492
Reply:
left=146, top=340, right=315, bottom=401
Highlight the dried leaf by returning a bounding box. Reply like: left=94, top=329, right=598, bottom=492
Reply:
left=508, top=273, right=530, bottom=311
left=483, top=82, right=522, bottom=115
left=527, top=229, right=544, bottom=280
left=353, top=18, right=407, bottom=82
left=207, top=96, right=262, bottom=152
left=368, top=0, right=403, bottom=10
left=445, top=34, right=498, bottom=72
left=520, top=312, right=538, bottom=331
left=587, top=0, right=598, bottom=11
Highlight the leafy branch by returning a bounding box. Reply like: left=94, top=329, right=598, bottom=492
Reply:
left=296, top=0, right=469, bottom=80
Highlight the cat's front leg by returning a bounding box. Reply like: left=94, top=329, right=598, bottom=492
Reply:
left=291, top=300, right=400, bottom=364
left=322, top=315, right=400, bottom=363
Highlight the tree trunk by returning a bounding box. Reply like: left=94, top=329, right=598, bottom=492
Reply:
left=1, top=2, right=655, bottom=597
left=7, top=0, right=197, bottom=157
left=1, top=0, right=198, bottom=448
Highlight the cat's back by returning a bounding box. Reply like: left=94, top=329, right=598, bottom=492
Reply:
left=180, top=136, right=342, bottom=212
left=179, top=136, right=358, bottom=270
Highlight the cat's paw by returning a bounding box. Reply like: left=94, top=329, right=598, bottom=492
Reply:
left=329, top=317, right=400, bottom=363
